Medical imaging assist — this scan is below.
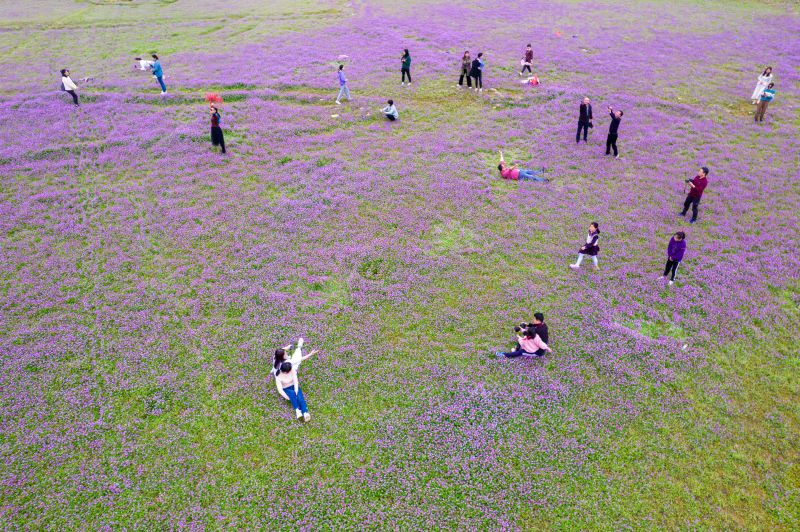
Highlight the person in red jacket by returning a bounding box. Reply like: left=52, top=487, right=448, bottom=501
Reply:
left=680, top=167, right=709, bottom=223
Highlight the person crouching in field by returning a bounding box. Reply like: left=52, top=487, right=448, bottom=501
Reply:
left=381, top=99, right=399, bottom=121
left=275, top=362, right=311, bottom=422
left=210, top=105, right=226, bottom=154
left=659, top=231, right=686, bottom=286
left=570, top=222, right=600, bottom=270
left=498, top=150, right=548, bottom=182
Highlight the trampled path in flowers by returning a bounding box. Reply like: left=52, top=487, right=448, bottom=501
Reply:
left=0, top=0, right=798, bottom=528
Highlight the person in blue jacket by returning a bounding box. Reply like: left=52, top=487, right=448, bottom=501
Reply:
left=151, top=54, right=167, bottom=94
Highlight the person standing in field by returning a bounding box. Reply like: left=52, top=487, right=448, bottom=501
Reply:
left=470, top=52, right=484, bottom=92
left=519, top=44, right=533, bottom=76
left=679, top=167, right=709, bottom=224
left=151, top=54, right=167, bottom=94
left=570, top=222, right=600, bottom=270
left=335, top=64, right=351, bottom=104
left=209, top=105, right=226, bottom=154
left=401, top=49, right=411, bottom=86
left=659, top=231, right=686, bottom=286
left=754, top=83, right=775, bottom=122
left=605, top=106, right=623, bottom=158
left=59, top=69, right=80, bottom=106
left=576, top=97, right=593, bottom=143
left=750, top=66, right=773, bottom=104
left=457, top=51, right=472, bottom=88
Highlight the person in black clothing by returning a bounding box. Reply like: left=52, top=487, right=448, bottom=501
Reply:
left=210, top=105, right=226, bottom=154
left=605, top=106, right=623, bottom=158
left=576, top=97, right=593, bottom=143
left=530, top=312, right=549, bottom=356
left=470, top=52, right=484, bottom=91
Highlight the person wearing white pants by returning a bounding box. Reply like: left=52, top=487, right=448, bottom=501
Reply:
left=570, top=222, right=600, bottom=270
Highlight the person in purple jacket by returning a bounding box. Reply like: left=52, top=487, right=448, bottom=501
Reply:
left=335, top=64, right=351, bottom=105
left=659, top=231, right=686, bottom=285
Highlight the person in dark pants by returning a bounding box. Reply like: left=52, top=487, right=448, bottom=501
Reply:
left=680, top=167, right=709, bottom=223
left=470, top=52, right=484, bottom=91
left=605, top=106, right=623, bottom=157
left=520, top=44, right=533, bottom=75
left=576, top=97, right=593, bottom=143
left=60, top=69, right=80, bottom=106
left=210, top=105, right=226, bottom=154
left=457, top=51, right=472, bottom=88
left=530, top=313, right=549, bottom=356
left=401, top=49, right=411, bottom=86
left=659, top=231, right=686, bottom=286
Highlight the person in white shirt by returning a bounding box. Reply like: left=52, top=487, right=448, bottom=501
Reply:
left=60, top=69, right=79, bottom=106
left=381, top=99, right=398, bottom=121
left=750, top=66, right=773, bottom=104
left=134, top=57, right=154, bottom=71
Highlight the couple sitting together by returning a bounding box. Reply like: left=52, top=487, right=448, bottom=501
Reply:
left=495, top=312, right=551, bottom=358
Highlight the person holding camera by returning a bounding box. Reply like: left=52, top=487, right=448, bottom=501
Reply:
left=576, top=97, right=593, bottom=143
left=680, top=167, right=709, bottom=224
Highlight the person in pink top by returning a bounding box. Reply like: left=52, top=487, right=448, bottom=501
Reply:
left=498, top=150, right=548, bottom=182
left=495, top=327, right=552, bottom=358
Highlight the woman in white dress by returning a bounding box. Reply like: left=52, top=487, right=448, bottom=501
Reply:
left=751, top=66, right=773, bottom=104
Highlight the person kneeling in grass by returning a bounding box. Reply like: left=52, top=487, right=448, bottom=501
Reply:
left=381, top=99, right=399, bottom=121
left=498, top=150, right=548, bottom=182
left=495, top=326, right=552, bottom=358
left=275, top=361, right=311, bottom=422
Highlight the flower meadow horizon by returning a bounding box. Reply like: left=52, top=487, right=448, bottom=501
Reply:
left=0, top=0, right=798, bottom=528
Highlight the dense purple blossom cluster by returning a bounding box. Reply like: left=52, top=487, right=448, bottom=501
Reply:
left=0, top=0, right=798, bottom=528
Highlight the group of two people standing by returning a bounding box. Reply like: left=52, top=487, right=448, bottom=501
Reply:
left=576, top=97, right=624, bottom=158
left=457, top=51, right=486, bottom=91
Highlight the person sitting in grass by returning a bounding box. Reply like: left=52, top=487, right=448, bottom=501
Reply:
left=498, top=150, right=548, bottom=182
left=495, top=325, right=552, bottom=358
left=381, top=99, right=399, bottom=121
left=275, top=362, right=311, bottom=422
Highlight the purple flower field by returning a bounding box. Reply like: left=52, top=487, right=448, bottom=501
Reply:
left=1, top=0, right=798, bottom=528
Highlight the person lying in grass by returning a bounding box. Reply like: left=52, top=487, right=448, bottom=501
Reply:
left=498, top=150, right=548, bottom=182
left=272, top=338, right=317, bottom=377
